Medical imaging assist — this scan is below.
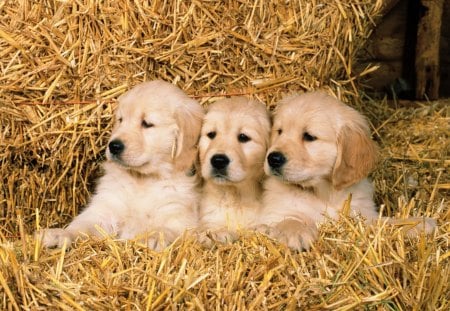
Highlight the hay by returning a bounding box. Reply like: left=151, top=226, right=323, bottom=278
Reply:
left=0, top=0, right=382, bottom=105
left=1, top=0, right=449, bottom=309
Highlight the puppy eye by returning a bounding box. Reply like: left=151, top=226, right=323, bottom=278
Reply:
left=142, top=120, right=154, bottom=128
left=207, top=131, right=216, bottom=139
left=238, top=133, right=251, bottom=143
left=118, top=117, right=123, bottom=123
left=277, top=128, right=282, bottom=135
left=303, top=132, right=317, bottom=142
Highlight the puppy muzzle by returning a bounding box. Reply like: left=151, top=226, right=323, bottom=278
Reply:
left=210, top=153, right=230, bottom=178
left=267, top=151, right=286, bottom=175
left=107, top=139, right=127, bottom=165
left=108, top=139, right=125, bottom=158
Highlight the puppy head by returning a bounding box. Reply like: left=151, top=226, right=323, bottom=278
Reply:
left=107, top=80, right=204, bottom=176
left=265, top=91, right=378, bottom=190
left=199, top=97, right=270, bottom=185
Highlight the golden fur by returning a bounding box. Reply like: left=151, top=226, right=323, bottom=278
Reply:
left=198, top=97, right=271, bottom=242
left=38, top=80, right=204, bottom=250
left=260, top=91, right=436, bottom=250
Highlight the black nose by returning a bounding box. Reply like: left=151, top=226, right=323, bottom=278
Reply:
left=109, top=139, right=125, bottom=156
left=210, top=154, right=230, bottom=170
left=267, top=152, right=286, bottom=169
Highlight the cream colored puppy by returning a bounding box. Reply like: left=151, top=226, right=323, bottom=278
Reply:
left=38, top=80, right=204, bottom=250
left=198, top=97, right=271, bottom=242
left=261, top=91, right=436, bottom=250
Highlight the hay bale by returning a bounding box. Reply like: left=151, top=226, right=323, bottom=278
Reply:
left=0, top=0, right=382, bottom=105
left=1, top=0, right=448, bottom=309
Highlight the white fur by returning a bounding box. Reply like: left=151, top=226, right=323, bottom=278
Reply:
left=38, top=80, right=204, bottom=250
left=260, top=91, right=436, bottom=250
left=198, top=97, right=270, bottom=242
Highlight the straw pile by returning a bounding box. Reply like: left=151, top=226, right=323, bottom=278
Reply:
left=1, top=0, right=449, bottom=309
left=0, top=0, right=382, bottom=104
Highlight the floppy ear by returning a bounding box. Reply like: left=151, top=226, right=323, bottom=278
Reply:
left=173, top=99, right=204, bottom=173
left=332, top=125, right=378, bottom=190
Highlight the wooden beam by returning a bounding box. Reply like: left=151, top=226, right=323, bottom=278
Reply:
left=415, top=0, right=445, bottom=100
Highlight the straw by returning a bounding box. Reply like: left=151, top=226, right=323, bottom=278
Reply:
left=1, top=0, right=448, bottom=309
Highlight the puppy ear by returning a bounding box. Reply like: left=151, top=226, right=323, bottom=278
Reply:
left=173, top=99, right=204, bottom=173
left=332, top=124, right=378, bottom=190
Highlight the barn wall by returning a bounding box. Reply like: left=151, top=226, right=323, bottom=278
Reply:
left=357, top=0, right=450, bottom=98
left=440, top=0, right=450, bottom=97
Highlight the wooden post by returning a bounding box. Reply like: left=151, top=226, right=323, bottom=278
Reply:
left=415, top=0, right=444, bottom=100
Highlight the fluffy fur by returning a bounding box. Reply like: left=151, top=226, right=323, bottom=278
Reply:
left=198, top=97, right=271, bottom=242
left=38, top=80, right=204, bottom=250
left=260, top=91, right=436, bottom=250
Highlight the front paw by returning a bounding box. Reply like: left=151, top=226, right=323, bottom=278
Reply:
left=380, top=216, right=437, bottom=237
left=36, top=228, right=73, bottom=248
left=141, top=228, right=178, bottom=251
left=197, top=228, right=238, bottom=246
left=403, top=217, right=437, bottom=237
left=212, top=229, right=238, bottom=243
left=264, top=219, right=318, bottom=251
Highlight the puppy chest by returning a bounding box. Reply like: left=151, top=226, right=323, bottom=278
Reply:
left=126, top=181, right=196, bottom=212
left=202, top=202, right=261, bottom=229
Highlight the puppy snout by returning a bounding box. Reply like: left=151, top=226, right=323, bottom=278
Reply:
left=109, top=139, right=125, bottom=156
left=210, top=154, right=230, bottom=170
left=267, top=152, right=286, bottom=169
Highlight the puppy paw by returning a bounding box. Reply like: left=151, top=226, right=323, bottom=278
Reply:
left=381, top=216, right=437, bottom=237
left=36, top=228, right=73, bottom=248
left=142, top=228, right=178, bottom=251
left=197, top=229, right=238, bottom=246
left=264, top=219, right=318, bottom=251
left=252, top=224, right=274, bottom=235
left=212, top=229, right=238, bottom=243
left=403, top=217, right=437, bottom=237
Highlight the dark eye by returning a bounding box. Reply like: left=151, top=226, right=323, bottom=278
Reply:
left=117, top=117, right=123, bottom=123
left=142, top=120, right=154, bottom=128
left=277, top=128, right=282, bottom=135
left=303, top=132, right=317, bottom=142
left=207, top=131, right=216, bottom=139
left=238, top=133, right=251, bottom=143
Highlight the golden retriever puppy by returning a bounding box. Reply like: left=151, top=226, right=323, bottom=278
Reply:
left=38, top=80, right=204, bottom=250
left=198, top=97, right=271, bottom=243
left=260, top=91, right=436, bottom=250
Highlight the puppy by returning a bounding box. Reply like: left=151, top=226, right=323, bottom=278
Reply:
left=260, top=91, right=436, bottom=250
left=38, top=80, right=204, bottom=250
left=198, top=97, right=271, bottom=243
